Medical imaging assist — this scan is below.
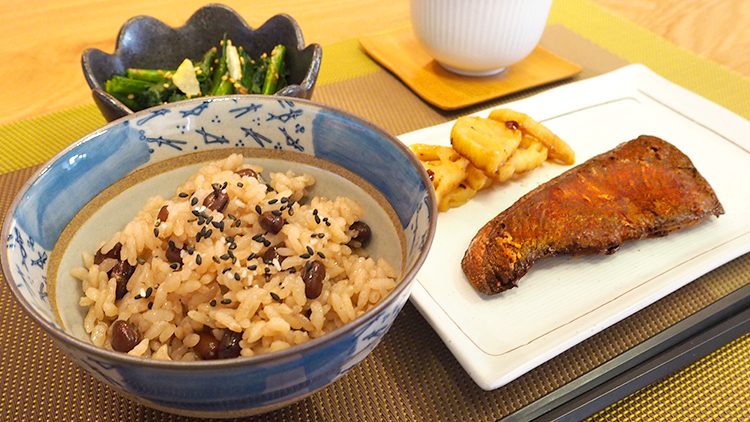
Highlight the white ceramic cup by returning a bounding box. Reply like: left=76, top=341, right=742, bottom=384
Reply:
left=410, top=0, right=554, bottom=76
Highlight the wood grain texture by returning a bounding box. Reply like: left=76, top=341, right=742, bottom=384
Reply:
left=358, top=26, right=582, bottom=110
left=0, top=0, right=409, bottom=126
left=0, top=0, right=748, bottom=126
left=591, top=0, right=750, bottom=77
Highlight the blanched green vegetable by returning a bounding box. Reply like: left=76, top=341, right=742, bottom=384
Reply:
left=103, top=37, right=290, bottom=111
left=262, top=45, right=286, bottom=95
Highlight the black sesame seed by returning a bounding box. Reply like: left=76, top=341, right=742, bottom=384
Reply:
left=228, top=214, right=237, bottom=220
left=196, top=254, right=203, bottom=265
left=136, top=257, right=146, bottom=265
left=222, top=267, right=232, bottom=274
left=237, top=182, right=244, bottom=188
left=205, top=229, right=213, bottom=238
left=206, top=216, right=214, bottom=225
left=235, top=220, right=242, bottom=227
left=288, top=208, right=294, bottom=216
left=314, top=215, right=321, bottom=224
left=179, top=192, right=189, bottom=198
left=266, top=184, right=274, bottom=192
left=270, top=292, right=281, bottom=302
left=255, top=205, right=262, bottom=214
left=187, top=218, right=197, bottom=223
left=306, top=246, right=314, bottom=255
left=313, top=209, right=319, bottom=216
left=272, top=209, right=282, bottom=216
left=234, top=273, right=241, bottom=281
left=145, top=287, right=153, bottom=298
left=317, top=251, right=326, bottom=259
left=220, top=254, right=230, bottom=260
left=221, top=181, right=228, bottom=190
left=210, top=299, right=217, bottom=307
left=289, top=268, right=297, bottom=274
left=134, top=294, right=142, bottom=299
left=197, top=216, right=205, bottom=225
left=192, top=209, right=201, bottom=217
left=191, top=197, right=199, bottom=206
left=281, top=197, right=289, bottom=204
left=154, top=228, right=159, bottom=237
left=148, top=302, right=153, bottom=309
left=170, top=263, right=179, bottom=270
left=212, top=256, right=221, bottom=264
left=300, top=253, right=311, bottom=259
left=168, top=240, right=176, bottom=250
left=248, top=253, right=257, bottom=260
left=325, top=221, right=331, bottom=227
left=268, top=199, right=278, bottom=205
left=211, top=220, right=223, bottom=229
left=248, top=264, right=257, bottom=270
left=221, top=299, right=232, bottom=305
left=263, top=240, right=271, bottom=247
left=264, top=267, right=271, bottom=273
left=228, top=242, right=237, bottom=250
left=252, top=234, right=264, bottom=242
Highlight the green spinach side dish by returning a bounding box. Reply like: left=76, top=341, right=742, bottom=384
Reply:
left=104, top=36, right=289, bottom=111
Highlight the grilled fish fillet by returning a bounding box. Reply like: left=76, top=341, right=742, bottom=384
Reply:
left=461, top=135, right=724, bottom=295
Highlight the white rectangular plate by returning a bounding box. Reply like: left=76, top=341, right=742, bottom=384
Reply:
left=398, top=64, right=750, bottom=390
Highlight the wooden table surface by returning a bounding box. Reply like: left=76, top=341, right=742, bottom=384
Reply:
left=1, top=0, right=749, bottom=128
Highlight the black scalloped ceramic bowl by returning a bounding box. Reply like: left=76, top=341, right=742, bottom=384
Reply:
left=82, top=4, right=322, bottom=122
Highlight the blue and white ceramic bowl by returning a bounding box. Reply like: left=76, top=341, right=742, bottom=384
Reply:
left=1, top=96, right=436, bottom=418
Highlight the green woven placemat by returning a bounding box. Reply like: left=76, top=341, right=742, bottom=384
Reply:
left=2, top=1, right=750, bottom=420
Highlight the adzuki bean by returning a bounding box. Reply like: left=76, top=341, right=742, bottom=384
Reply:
left=235, top=168, right=258, bottom=179
left=195, top=330, right=220, bottom=360
left=263, top=243, right=286, bottom=264
left=110, top=260, right=134, bottom=300
left=218, top=331, right=242, bottom=359
left=303, top=260, right=326, bottom=299
left=111, top=320, right=141, bottom=353
left=203, top=190, right=229, bottom=212
left=347, top=221, right=372, bottom=248
left=157, top=205, right=169, bottom=222
left=258, top=211, right=284, bottom=234
left=94, top=242, right=122, bottom=265
left=165, top=242, right=183, bottom=266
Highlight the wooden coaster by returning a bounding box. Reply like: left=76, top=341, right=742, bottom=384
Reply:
left=359, top=25, right=583, bottom=110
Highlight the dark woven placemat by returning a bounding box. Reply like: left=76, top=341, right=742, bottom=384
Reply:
left=2, top=13, right=750, bottom=422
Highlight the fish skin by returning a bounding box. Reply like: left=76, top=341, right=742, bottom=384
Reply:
left=461, top=135, right=725, bottom=295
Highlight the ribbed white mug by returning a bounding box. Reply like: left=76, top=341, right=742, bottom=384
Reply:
left=410, top=0, right=553, bottom=76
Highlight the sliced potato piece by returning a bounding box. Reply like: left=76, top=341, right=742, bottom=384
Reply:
left=488, top=108, right=575, bottom=165
left=505, top=135, right=549, bottom=174
left=411, top=145, right=469, bottom=207
left=464, top=162, right=493, bottom=191
left=439, top=184, right=477, bottom=212
left=450, top=116, right=522, bottom=177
